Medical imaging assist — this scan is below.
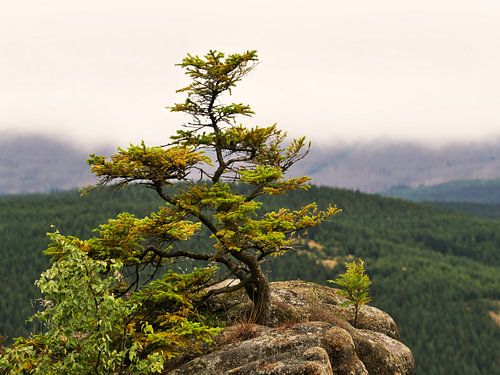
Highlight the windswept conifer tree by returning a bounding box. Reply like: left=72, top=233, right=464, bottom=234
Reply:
left=87, top=50, right=339, bottom=324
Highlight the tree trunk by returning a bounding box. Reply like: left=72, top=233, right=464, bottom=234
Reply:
left=232, top=251, right=271, bottom=325
left=353, top=304, right=359, bottom=328
left=246, top=268, right=271, bottom=325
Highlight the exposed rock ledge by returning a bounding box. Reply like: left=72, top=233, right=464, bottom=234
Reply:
left=167, top=280, right=415, bottom=375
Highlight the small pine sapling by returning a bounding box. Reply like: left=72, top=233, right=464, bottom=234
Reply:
left=328, top=259, right=371, bottom=328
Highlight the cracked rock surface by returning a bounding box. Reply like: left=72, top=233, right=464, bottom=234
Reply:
left=167, top=280, right=415, bottom=375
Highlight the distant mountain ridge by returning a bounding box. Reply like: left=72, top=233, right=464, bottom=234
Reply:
left=0, top=133, right=109, bottom=194
left=2, top=133, right=500, bottom=194
left=382, top=179, right=500, bottom=203
left=292, top=140, right=500, bottom=192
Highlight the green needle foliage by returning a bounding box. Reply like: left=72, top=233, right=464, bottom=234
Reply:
left=329, top=260, right=372, bottom=328
left=86, top=50, right=339, bottom=324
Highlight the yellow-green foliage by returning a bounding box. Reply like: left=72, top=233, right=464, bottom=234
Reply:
left=83, top=50, right=340, bottom=326
left=88, top=142, right=210, bottom=186
left=329, top=260, right=372, bottom=327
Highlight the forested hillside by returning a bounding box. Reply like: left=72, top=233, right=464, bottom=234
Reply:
left=382, top=179, right=500, bottom=203
left=1, top=186, right=499, bottom=374
left=427, top=201, right=500, bottom=220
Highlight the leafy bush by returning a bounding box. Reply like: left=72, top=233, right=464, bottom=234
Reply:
left=0, top=232, right=220, bottom=374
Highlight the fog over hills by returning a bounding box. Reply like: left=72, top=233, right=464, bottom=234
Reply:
left=2, top=133, right=500, bottom=194
left=293, top=140, right=500, bottom=192
left=0, top=133, right=109, bottom=194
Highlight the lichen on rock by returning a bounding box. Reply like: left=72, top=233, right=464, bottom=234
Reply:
left=166, top=280, right=415, bottom=375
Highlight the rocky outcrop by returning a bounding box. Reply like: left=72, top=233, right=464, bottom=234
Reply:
left=167, top=280, right=415, bottom=375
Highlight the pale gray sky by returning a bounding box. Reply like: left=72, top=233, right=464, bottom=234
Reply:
left=1, top=0, right=500, bottom=147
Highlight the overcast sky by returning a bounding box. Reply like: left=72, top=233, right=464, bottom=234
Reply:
left=1, top=0, right=500, bottom=148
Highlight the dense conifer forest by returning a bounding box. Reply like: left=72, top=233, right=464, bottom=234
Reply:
left=1, top=186, right=499, bottom=374
left=383, top=179, right=500, bottom=203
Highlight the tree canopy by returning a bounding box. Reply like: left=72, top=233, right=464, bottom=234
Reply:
left=87, top=50, right=339, bottom=324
